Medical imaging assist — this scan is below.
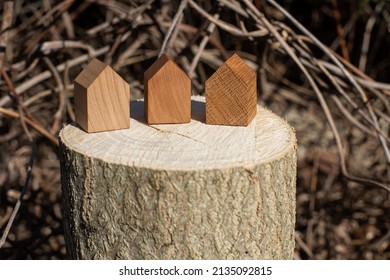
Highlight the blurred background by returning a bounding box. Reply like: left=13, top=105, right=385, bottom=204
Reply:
left=0, top=0, right=389, bottom=259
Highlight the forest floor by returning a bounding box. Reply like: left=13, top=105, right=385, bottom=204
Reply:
left=0, top=0, right=389, bottom=259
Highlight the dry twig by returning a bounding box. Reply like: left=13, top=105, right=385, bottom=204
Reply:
left=0, top=141, right=36, bottom=249
left=1, top=0, right=390, bottom=259
left=0, top=1, right=13, bottom=70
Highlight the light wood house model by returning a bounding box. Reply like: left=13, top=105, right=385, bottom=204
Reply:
left=74, top=58, right=130, bottom=133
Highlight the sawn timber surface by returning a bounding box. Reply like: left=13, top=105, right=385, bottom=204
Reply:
left=60, top=96, right=296, bottom=170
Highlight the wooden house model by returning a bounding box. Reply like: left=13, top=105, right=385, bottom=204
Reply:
left=74, top=58, right=130, bottom=133
left=144, top=54, right=191, bottom=124
left=205, top=53, right=257, bottom=126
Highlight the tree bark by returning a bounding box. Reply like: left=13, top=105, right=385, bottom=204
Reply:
left=59, top=96, right=297, bottom=259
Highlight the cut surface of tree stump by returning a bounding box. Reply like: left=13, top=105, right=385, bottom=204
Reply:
left=144, top=54, right=191, bottom=124
left=59, top=96, right=297, bottom=260
left=206, top=53, right=257, bottom=126
left=74, top=58, right=130, bottom=133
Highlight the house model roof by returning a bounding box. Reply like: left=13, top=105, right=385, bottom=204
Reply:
left=74, top=58, right=108, bottom=89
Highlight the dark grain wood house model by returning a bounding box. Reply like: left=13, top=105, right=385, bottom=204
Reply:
left=144, top=54, right=191, bottom=125
left=74, top=58, right=130, bottom=133
left=205, top=53, right=257, bottom=126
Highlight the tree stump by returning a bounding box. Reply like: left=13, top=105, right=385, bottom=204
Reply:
left=59, top=96, right=297, bottom=260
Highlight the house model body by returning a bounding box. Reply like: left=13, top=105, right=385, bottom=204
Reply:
left=74, top=58, right=130, bottom=133
left=205, top=54, right=257, bottom=126
left=144, top=54, right=191, bottom=125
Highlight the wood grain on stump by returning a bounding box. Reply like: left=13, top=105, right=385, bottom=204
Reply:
left=59, top=96, right=297, bottom=260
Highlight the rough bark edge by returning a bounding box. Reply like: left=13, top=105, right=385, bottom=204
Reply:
left=59, top=136, right=296, bottom=260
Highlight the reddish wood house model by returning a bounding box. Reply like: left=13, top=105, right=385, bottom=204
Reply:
left=74, top=58, right=130, bottom=133
left=144, top=54, right=191, bottom=125
left=205, top=53, right=257, bottom=126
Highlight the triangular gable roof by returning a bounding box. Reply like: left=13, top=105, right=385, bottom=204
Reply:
left=144, top=54, right=188, bottom=81
left=215, top=54, right=254, bottom=86
left=74, top=58, right=108, bottom=89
